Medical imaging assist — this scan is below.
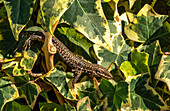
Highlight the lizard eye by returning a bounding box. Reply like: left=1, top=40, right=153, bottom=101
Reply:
left=96, top=70, right=100, bottom=74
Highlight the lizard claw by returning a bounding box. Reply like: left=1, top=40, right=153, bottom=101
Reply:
left=23, top=37, right=32, bottom=51
left=72, top=71, right=82, bottom=88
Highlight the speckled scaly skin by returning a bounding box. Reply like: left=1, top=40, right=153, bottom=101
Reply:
left=22, top=31, right=113, bottom=86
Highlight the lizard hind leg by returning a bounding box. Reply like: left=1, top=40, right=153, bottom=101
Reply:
left=72, top=70, right=82, bottom=88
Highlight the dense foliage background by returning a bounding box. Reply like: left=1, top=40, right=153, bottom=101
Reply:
left=0, top=0, right=170, bottom=110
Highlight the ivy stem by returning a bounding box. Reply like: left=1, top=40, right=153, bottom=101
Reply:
left=42, top=32, right=54, bottom=71
left=42, top=20, right=65, bottom=105
left=42, top=20, right=59, bottom=71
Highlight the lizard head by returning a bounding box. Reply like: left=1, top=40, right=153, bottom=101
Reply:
left=93, top=64, right=113, bottom=79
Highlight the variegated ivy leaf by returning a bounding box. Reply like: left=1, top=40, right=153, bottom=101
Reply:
left=3, top=0, right=36, bottom=41
left=77, top=81, right=101, bottom=109
left=38, top=0, right=74, bottom=34
left=155, top=53, right=170, bottom=90
left=57, top=26, right=94, bottom=56
left=0, top=7, right=17, bottom=57
left=137, top=40, right=163, bottom=86
left=124, top=4, right=169, bottom=43
left=14, top=74, right=40, bottom=109
left=0, top=78, right=19, bottom=111
left=138, top=40, right=163, bottom=72
left=20, top=50, right=38, bottom=71
left=94, top=34, right=131, bottom=68
left=18, top=82, right=41, bottom=109
left=45, top=67, right=75, bottom=100
left=77, top=96, right=92, bottom=111
left=126, top=73, right=169, bottom=110
left=60, top=0, right=111, bottom=49
left=2, top=50, right=38, bottom=76
left=120, top=49, right=150, bottom=78
left=128, top=0, right=157, bottom=12
left=65, top=103, right=76, bottom=111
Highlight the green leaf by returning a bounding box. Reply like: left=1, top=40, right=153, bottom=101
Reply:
left=45, top=68, right=74, bottom=100
left=0, top=78, right=19, bottom=111
left=2, top=61, right=17, bottom=70
left=57, top=26, right=93, bottom=56
left=94, top=34, right=131, bottom=68
left=38, top=0, right=74, bottom=34
left=39, top=102, right=66, bottom=111
left=78, top=88, right=99, bottom=109
left=120, top=49, right=149, bottom=78
left=120, top=61, right=137, bottom=78
left=4, top=0, right=36, bottom=40
left=20, top=50, right=38, bottom=71
left=18, top=82, right=41, bottom=109
left=13, top=63, right=26, bottom=76
left=20, top=58, right=35, bottom=71
left=126, top=73, right=168, bottom=110
left=13, top=74, right=30, bottom=87
left=77, top=96, right=92, bottom=111
left=60, top=0, right=111, bottom=48
left=138, top=40, right=163, bottom=86
left=125, top=4, right=169, bottom=43
left=65, top=103, right=76, bottom=111
left=0, top=9, right=17, bottom=56
left=168, top=0, right=170, bottom=6
left=93, top=102, right=103, bottom=111
left=131, top=49, right=149, bottom=73
left=99, top=79, right=128, bottom=110
left=138, top=40, right=163, bottom=72
left=155, top=53, right=170, bottom=90
left=0, top=6, right=7, bottom=20
left=2, top=101, right=31, bottom=111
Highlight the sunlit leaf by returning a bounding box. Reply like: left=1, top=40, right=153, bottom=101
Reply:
left=155, top=53, right=170, bottom=90
left=125, top=4, right=169, bottom=43
left=45, top=68, right=75, bottom=100
left=2, top=61, right=17, bottom=70
left=38, top=0, right=74, bottom=34
left=20, top=50, right=38, bottom=71
left=60, top=0, right=111, bottom=49
left=94, top=34, right=131, bottom=68
left=131, top=49, right=149, bottom=73
left=120, top=49, right=150, bottom=78
left=120, top=61, right=137, bottom=78
left=126, top=73, right=168, bottom=110
left=4, top=0, right=36, bottom=40
left=0, top=78, right=19, bottom=111
left=13, top=62, right=26, bottom=76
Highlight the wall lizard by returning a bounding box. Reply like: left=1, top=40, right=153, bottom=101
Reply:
left=22, top=31, right=113, bottom=87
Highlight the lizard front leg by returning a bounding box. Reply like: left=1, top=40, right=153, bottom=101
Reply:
left=72, top=69, right=83, bottom=88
